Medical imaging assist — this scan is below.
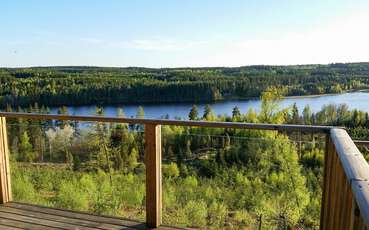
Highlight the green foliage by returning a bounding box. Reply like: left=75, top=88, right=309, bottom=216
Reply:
left=184, top=200, right=207, bottom=228
left=19, top=132, right=34, bottom=162
left=55, top=179, right=89, bottom=211
left=232, top=106, right=241, bottom=121
left=234, top=210, right=255, bottom=228
left=208, top=201, right=228, bottom=228
left=188, top=105, right=199, bottom=120
left=12, top=167, right=41, bottom=203
left=203, top=104, right=216, bottom=120
left=163, top=162, right=180, bottom=179
left=259, top=86, right=287, bottom=123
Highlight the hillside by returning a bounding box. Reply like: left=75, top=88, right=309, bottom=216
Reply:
left=1, top=62, right=369, bottom=107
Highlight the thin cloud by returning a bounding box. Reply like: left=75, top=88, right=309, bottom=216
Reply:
left=112, top=38, right=210, bottom=51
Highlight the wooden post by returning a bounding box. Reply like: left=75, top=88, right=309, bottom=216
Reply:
left=145, top=124, right=162, bottom=228
left=0, top=117, right=11, bottom=203
left=320, top=135, right=330, bottom=229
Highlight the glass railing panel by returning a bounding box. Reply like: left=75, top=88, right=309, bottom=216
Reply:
left=7, top=118, right=146, bottom=222
left=161, top=126, right=326, bottom=229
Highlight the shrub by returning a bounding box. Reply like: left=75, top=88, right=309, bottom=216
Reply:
left=208, top=201, right=228, bottom=228
left=163, top=162, right=180, bottom=179
left=12, top=173, right=40, bottom=203
left=184, top=200, right=207, bottom=228
left=55, top=180, right=89, bottom=211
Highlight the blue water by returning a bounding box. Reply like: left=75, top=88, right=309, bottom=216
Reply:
left=50, top=91, right=369, bottom=119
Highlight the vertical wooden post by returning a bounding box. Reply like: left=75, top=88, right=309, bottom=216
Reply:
left=320, top=134, right=332, bottom=230
left=0, top=117, right=11, bottom=204
left=145, top=124, right=162, bottom=228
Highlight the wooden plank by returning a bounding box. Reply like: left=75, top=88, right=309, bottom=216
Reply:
left=0, top=217, right=51, bottom=230
left=0, top=117, right=6, bottom=203
left=330, top=128, right=369, bottom=229
left=327, top=148, right=338, bottom=230
left=7, top=202, right=148, bottom=229
left=0, top=112, right=334, bottom=133
left=2, top=118, right=11, bottom=202
left=339, top=173, right=353, bottom=230
left=0, top=224, right=22, bottom=230
left=0, top=206, right=128, bottom=230
left=145, top=124, right=162, bottom=228
left=352, top=181, right=369, bottom=228
left=333, top=159, right=344, bottom=230
left=0, top=117, right=11, bottom=204
left=320, top=135, right=333, bottom=230
left=0, top=210, right=100, bottom=230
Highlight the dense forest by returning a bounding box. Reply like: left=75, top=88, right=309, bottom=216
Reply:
left=6, top=88, right=369, bottom=229
left=1, top=62, right=369, bottom=107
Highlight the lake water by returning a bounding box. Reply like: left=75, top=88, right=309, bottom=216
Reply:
left=50, top=91, right=369, bottom=119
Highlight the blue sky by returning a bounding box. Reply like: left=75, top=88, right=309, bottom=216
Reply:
left=1, top=0, right=369, bottom=67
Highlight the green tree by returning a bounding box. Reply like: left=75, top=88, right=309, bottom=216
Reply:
left=203, top=105, right=215, bottom=120
left=302, top=105, right=312, bottom=125
left=291, top=103, right=300, bottom=124
left=259, top=87, right=287, bottom=124
left=19, top=131, right=34, bottom=162
left=136, top=106, right=145, bottom=119
left=232, top=106, right=241, bottom=120
left=127, top=148, right=139, bottom=172
left=188, top=105, right=199, bottom=120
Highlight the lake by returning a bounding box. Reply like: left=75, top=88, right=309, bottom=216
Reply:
left=50, top=91, right=369, bottom=119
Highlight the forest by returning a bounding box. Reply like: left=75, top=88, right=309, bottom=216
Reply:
left=1, top=62, right=369, bottom=107
left=5, top=87, right=369, bottom=229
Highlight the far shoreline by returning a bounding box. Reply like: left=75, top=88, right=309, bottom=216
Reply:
left=2, top=89, right=369, bottom=111
left=282, top=89, right=369, bottom=100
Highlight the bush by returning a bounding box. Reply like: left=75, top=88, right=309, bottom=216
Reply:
left=208, top=201, right=228, bottom=228
left=184, top=200, right=207, bottom=228
left=163, top=162, right=180, bottom=179
left=12, top=173, right=40, bottom=203
left=55, top=180, right=89, bottom=211
left=234, top=209, right=256, bottom=228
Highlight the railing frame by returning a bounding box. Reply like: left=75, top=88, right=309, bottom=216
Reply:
left=0, top=112, right=368, bottom=229
left=321, top=129, right=369, bottom=229
left=0, top=117, right=11, bottom=204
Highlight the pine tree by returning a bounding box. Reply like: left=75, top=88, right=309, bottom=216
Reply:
left=302, top=105, right=312, bottom=125
left=127, top=148, right=139, bottom=172
left=203, top=105, right=215, bottom=120
left=291, top=103, right=300, bottom=124
left=136, top=106, right=145, bottom=119
left=232, top=106, right=241, bottom=120
left=189, top=105, right=199, bottom=120
left=19, top=131, right=34, bottom=162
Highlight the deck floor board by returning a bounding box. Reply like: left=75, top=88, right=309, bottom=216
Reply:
left=0, top=202, right=178, bottom=230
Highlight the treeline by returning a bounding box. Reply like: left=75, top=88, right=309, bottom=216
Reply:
left=1, top=62, right=369, bottom=107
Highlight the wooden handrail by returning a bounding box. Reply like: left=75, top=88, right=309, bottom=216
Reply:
left=0, top=112, right=334, bottom=133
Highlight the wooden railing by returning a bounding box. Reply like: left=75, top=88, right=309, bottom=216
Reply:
left=321, top=129, right=369, bottom=229
left=0, top=112, right=368, bottom=229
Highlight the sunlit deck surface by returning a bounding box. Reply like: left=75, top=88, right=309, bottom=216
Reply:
left=0, top=202, right=177, bottom=230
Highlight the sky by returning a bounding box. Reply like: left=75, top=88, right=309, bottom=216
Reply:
left=1, top=0, right=369, bottom=68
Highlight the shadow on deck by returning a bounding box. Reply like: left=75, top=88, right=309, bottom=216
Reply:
left=0, top=202, right=179, bottom=230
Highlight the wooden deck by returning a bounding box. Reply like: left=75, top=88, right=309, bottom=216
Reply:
left=0, top=202, right=178, bottom=230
